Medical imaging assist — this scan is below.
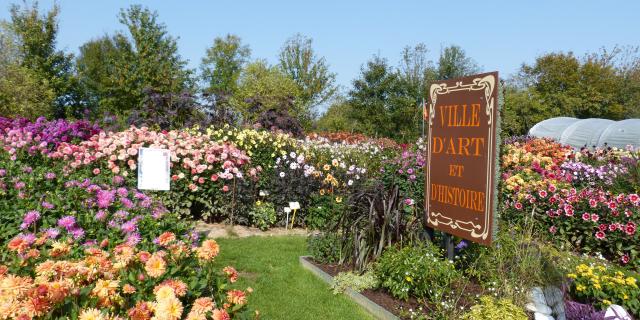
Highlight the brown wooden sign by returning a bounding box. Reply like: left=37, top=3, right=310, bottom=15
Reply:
left=425, top=72, right=499, bottom=245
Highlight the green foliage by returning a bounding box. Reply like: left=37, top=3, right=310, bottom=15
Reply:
left=248, top=201, right=277, bottom=231
left=76, top=35, right=131, bottom=115
left=504, top=48, right=640, bottom=135
left=437, top=45, right=480, bottom=80
left=316, top=98, right=357, bottom=132
left=465, top=222, right=554, bottom=306
left=201, top=33, right=251, bottom=96
left=375, top=243, right=462, bottom=303
left=461, top=296, right=528, bottom=320
left=305, top=193, right=345, bottom=230
left=331, top=271, right=378, bottom=294
left=398, top=43, right=437, bottom=101
left=500, top=85, right=550, bottom=138
left=307, top=233, right=342, bottom=264
left=0, top=65, right=55, bottom=119
left=231, top=60, right=302, bottom=125
left=75, top=5, right=194, bottom=122
left=6, top=2, right=79, bottom=117
left=347, top=55, right=418, bottom=141
left=279, top=33, right=337, bottom=114
left=567, top=262, right=640, bottom=316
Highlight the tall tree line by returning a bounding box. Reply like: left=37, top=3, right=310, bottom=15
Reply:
left=1, top=2, right=639, bottom=139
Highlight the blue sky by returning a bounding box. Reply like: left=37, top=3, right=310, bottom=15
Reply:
left=2, top=1, right=639, bottom=92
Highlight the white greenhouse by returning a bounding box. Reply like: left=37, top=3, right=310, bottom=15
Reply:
left=528, top=117, right=640, bottom=149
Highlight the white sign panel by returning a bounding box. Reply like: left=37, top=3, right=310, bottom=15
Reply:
left=137, top=148, right=170, bottom=190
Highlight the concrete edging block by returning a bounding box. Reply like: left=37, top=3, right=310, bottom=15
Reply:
left=299, top=256, right=400, bottom=320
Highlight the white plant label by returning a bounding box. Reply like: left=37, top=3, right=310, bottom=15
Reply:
left=137, top=148, right=170, bottom=191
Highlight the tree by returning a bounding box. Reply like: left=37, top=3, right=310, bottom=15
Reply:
left=200, top=34, right=250, bottom=96
left=231, top=60, right=302, bottom=125
left=0, top=22, right=55, bottom=118
left=316, top=97, right=356, bottom=132
left=437, top=45, right=480, bottom=80
left=75, top=5, right=193, bottom=120
left=398, top=43, right=437, bottom=100
left=501, top=85, right=550, bottom=138
left=517, top=50, right=637, bottom=121
left=8, top=1, right=79, bottom=117
left=278, top=34, right=337, bottom=115
left=76, top=35, right=132, bottom=114
left=347, top=56, right=418, bottom=140
left=502, top=48, right=640, bottom=136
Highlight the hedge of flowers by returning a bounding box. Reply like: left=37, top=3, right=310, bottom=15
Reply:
left=50, top=127, right=256, bottom=221
left=2, top=231, right=254, bottom=319
left=0, top=118, right=255, bottom=319
left=4, top=116, right=640, bottom=318
left=500, top=137, right=640, bottom=270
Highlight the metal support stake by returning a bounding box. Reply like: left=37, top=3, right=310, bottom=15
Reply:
left=443, top=233, right=455, bottom=260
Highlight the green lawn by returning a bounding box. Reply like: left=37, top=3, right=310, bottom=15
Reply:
left=213, top=236, right=374, bottom=320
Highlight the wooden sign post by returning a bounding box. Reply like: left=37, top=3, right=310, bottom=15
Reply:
left=425, top=72, right=500, bottom=253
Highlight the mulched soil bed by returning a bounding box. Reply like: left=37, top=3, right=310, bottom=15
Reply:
left=308, top=258, right=430, bottom=319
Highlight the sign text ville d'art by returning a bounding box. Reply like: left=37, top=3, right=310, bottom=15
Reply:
left=425, top=72, right=499, bottom=245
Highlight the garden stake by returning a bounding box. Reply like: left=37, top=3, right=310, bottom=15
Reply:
left=290, top=208, right=298, bottom=229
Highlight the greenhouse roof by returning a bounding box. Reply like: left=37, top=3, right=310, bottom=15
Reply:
left=528, top=117, right=640, bottom=149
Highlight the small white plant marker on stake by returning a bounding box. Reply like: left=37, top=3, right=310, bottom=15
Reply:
left=284, top=207, right=291, bottom=230
left=289, top=202, right=300, bottom=229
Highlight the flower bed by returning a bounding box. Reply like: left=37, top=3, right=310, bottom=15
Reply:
left=3, top=116, right=640, bottom=318
left=0, top=118, right=255, bottom=319
left=500, top=137, right=640, bottom=269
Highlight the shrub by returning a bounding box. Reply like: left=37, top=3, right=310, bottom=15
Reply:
left=305, top=193, right=345, bottom=230
left=567, top=263, right=640, bottom=316
left=0, top=159, right=191, bottom=249
left=465, top=223, right=554, bottom=306
left=461, top=296, right=528, bottom=320
left=331, top=271, right=378, bottom=294
left=307, top=233, right=341, bottom=264
left=374, top=243, right=462, bottom=306
left=254, top=108, right=304, bottom=138
left=248, top=201, right=276, bottom=231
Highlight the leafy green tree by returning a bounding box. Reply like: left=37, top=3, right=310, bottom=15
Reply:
left=7, top=2, right=79, bottom=117
left=500, top=85, right=550, bottom=137
left=398, top=43, right=437, bottom=100
left=75, top=5, right=193, bottom=120
left=0, top=22, right=55, bottom=118
left=278, top=34, right=337, bottom=115
left=437, top=45, right=480, bottom=80
left=231, top=60, right=302, bottom=125
left=347, top=56, right=418, bottom=140
left=200, top=34, right=250, bottom=95
left=502, top=48, right=640, bottom=136
left=76, top=35, right=132, bottom=114
left=316, top=97, right=356, bottom=132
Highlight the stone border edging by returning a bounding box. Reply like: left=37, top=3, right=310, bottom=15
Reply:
left=299, top=256, right=400, bottom=320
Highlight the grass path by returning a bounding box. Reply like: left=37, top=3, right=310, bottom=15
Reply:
left=214, top=236, right=373, bottom=320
